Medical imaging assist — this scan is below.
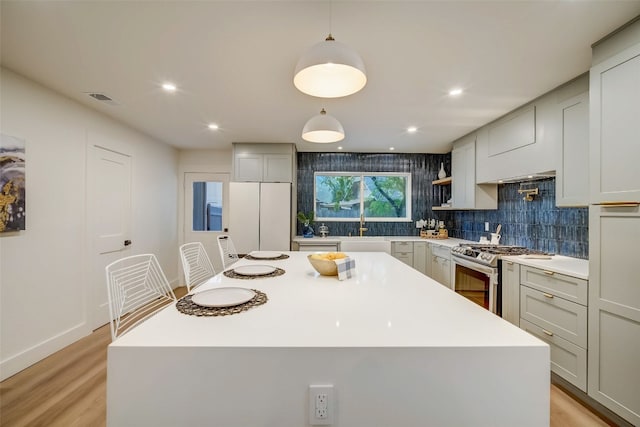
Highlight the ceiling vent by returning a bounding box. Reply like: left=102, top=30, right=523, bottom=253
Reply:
left=85, top=92, right=119, bottom=106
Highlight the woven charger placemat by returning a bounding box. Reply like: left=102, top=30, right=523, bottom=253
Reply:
left=223, top=267, right=285, bottom=279
left=176, top=289, right=268, bottom=317
left=243, top=254, right=290, bottom=261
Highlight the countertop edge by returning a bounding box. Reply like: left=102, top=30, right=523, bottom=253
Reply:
left=502, top=255, right=589, bottom=280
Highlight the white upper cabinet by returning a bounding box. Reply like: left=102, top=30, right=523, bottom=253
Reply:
left=450, top=133, right=497, bottom=210
left=486, top=105, right=536, bottom=157
left=556, top=87, right=589, bottom=207
left=476, top=99, right=554, bottom=183
left=590, top=44, right=640, bottom=203
left=232, top=143, right=295, bottom=183
left=234, top=153, right=263, bottom=182
left=475, top=81, right=583, bottom=184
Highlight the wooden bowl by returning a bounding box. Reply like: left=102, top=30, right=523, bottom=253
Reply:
left=307, top=254, right=338, bottom=276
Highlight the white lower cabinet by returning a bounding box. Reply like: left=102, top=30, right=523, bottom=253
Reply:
left=389, top=241, right=428, bottom=276
left=520, top=285, right=587, bottom=348
left=520, top=318, right=587, bottom=391
left=430, top=244, right=451, bottom=288
left=413, top=242, right=427, bottom=275
left=501, top=260, right=520, bottom=326
left=391, top=241, right=413, bottom=267
left=519, top=266, right=588, bottom=392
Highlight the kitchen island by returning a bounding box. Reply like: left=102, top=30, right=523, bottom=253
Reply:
left=107, top=251, right=549, bottom=426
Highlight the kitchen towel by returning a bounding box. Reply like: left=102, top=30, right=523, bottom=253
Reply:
left=335, top=257, right=355, bottom=281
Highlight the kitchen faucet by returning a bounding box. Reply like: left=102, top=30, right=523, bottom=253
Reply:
left=359, top=213, right=368, bottom=237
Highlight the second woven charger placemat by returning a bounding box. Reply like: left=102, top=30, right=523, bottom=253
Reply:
left=176, top=289, right=268, bottom=317
left=223, top=267, right=285, bottom=279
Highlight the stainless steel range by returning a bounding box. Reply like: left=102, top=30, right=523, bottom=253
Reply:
left=450, top=244, right=550, bottom=315
left=451, top=244, right=549, bottom=268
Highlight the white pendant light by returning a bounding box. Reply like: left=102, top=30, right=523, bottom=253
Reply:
left=294, top=34, right=367, bottom=98
left=302, top=108, right=345, bottom=143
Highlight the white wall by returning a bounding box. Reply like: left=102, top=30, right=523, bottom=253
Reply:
left=0, top=68, right=179, bottom=380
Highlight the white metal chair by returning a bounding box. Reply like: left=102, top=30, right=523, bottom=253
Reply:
left=217, top=235, right=239, bottom=269
left=179, top=242, right=216, bottom=292
left=105, top=254, right=177, bottom=341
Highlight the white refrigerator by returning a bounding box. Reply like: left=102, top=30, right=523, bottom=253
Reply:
left=228, top=182, right=291, bottom=254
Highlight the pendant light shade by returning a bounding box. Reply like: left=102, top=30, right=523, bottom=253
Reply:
left=302, top=108, right=345, bottom=143
left=294, top=35, right=367, bottom=98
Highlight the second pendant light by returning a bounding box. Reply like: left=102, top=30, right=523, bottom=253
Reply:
left=301, top=108, right=345, bottom=143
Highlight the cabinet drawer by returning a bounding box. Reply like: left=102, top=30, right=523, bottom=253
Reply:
left=520, top=285, right=587, bottom=347
left=520, top=319, right=587, bottom=392
left=391, top=241, right=413, bottom=253
left=430, top=244, right=450, bottom=259
left=297, top=244, right=339, bottom=252
left=393, top=252, right=413, bottom=267
left=521, top=265, right=587, bottom=305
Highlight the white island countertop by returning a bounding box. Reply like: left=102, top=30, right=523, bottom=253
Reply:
left=108, top=251, right=549, bottom=427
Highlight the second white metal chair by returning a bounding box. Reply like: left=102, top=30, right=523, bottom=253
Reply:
left=179, top=242, right=216, bottom=292
left=105, top=254, right=177, bottom=341
left=217, top=235, right=239, bottom=269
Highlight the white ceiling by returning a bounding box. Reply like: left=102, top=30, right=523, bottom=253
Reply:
left=2, top=1, right=640, bottom=153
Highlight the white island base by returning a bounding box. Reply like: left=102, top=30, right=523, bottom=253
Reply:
left=108, top=252, right=549, bottom=426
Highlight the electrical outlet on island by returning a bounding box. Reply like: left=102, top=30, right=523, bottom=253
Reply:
left=309, top=385, right=334, bottom=425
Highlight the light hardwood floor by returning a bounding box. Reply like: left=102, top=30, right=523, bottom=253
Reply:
left=0, top=287, right=616, bottom=427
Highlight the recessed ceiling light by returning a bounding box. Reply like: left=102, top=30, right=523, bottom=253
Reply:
left=389, top=147, right=395, bottom=151
left=208, top=123, right=219, bottom=130
left=407, top=126, right=417, bottom=133
left=527, top=175, right=533, bottom=178
left=337, top=146, right=343, bottom=150
left=162, top=82, right=177, bottom=92
left=449, top=88, right=463, bottom=96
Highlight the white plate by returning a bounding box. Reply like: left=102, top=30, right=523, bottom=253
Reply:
left=233, top=264, right=276, bottom=276
left=250, top=251, right=282, bottom=259
left=192, top=287, right=256, bottom=308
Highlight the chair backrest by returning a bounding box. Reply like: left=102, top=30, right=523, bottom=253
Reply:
left=217, top=235, right=239, bottom=269
left=105, top=254, right=177, bottom=341
left=179, top=242, right=216, bottom=292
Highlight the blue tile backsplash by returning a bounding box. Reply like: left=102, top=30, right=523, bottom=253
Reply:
left=448, top=179, right=588, bottom=259
left=296, top=153, right=588, bottom=259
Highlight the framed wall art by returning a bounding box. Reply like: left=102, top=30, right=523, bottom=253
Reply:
left=0, top=133, right=26, bottom=232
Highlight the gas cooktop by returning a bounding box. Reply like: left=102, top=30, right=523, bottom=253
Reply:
left=451, top=244, right=550, bottom=267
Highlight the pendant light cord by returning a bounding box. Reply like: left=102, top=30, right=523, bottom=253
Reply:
left=329, top=0, right=332, bottom=38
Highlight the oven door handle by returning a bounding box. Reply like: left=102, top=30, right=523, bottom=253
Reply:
left=452, top=256, right=497, bottom=276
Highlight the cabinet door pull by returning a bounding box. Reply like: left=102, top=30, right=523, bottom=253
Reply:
left=506, top=261, right=513, bottom=265
left=542, top=329, right=554, bottom=337
left=543, top=270, right=555, bottom=276
left=543, top=292, right=554, bottom=299
left=592, top=201, right=639, bottom=207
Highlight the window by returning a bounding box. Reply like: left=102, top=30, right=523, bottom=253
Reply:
left=314, top=172, right=411, bottom=222
left=192, top=181, right=223, bottom=231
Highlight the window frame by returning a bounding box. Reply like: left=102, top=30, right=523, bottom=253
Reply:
left=313, top=171, right=412, bottom=222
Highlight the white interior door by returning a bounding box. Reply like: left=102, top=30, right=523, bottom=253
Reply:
left=184, top=172, right=229, bottom=272
left=87, top=144, right=132, bottom=330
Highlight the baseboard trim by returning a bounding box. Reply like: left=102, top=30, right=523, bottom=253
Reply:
left=0, top=322, right=90, bottom=381
left=551, top=373, right=634, bottom=427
